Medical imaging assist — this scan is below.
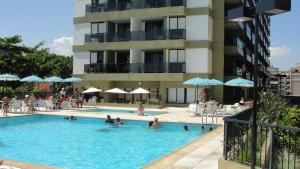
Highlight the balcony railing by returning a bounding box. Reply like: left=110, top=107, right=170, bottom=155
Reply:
left=85, top=29, right=186, bottom=43
left=224, top=109, right=300, bottom=169
left=86, top=0, right=186, bottom=14
left=84, top=63, right=186, bottom=73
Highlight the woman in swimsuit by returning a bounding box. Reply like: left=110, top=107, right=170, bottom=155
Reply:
left=2, top=96, right=10, bottom=117
left=137, top=103, right=144, bottom=116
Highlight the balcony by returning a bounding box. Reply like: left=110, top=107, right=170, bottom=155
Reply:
left=84, top=63, right=186, bottom=73
left=85, top=29, right=186, bottom=43
left=86, top=0, right=186, bottom=14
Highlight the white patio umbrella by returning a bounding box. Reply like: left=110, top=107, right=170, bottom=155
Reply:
left=130, top=87, right=150, bottom=103
left=105, top=88, right=127, bottom=94
left=129, top=87, right=150, bottom=94
left=82, top=87, right=102, bottom=94
left=106, top=88, right=127, bottom=103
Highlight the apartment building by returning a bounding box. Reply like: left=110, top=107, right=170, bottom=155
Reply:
left=73, top=0, right=270, bottom=105
left=267, top=66, right=289, bottom=95
left=288, top=63, right=300, bottom=96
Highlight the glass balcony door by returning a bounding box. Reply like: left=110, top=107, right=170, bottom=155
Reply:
left=169, top=17, right=186, bottom=39
left=169, top=49, right=185, bottom=73
left=116, top=23, right=131, bottom=41
left=87, top=51, right=104, bottom=73
left=144, top=51, right=164, bottom=73
left=145, top=21, right=164, bottom=40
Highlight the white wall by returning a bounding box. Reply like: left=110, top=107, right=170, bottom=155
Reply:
left=74, top=23, right=90, bottom=45
left=186, top=48, right=212, bottom=73
left=75, top=0, right=90, bottom=17
left=130, top=49, right=142, bottom=63
left=130, top=18, right=143, bottom=31
left=187, top=0, right=212, bottom=9
left=73, top=52, right=90, bottom=74
left=186, top=15, right=212, bottom=41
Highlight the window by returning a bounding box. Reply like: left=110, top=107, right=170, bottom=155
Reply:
left=186, top=88, right=196, bottom=103
left=168, top=88, right=177, bottom=103
left=167, top=88, right=187, bottom=103
left=92, top=0, right=105, bottom=5
left=169, top=49, right=185, bottom=63
left=169, top=17, right=186, bottom=29
left=91, top=22, right=105, bottom=34
left=90, top=51, right=104, bottom=64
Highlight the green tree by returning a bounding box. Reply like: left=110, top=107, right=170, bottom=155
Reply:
left=0, top=35, right=73, bottom=92
left=258, top=91, right=287, bottom=123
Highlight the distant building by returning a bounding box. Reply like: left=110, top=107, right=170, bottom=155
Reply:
left=288, top=63, right=300, bottom=96
left=267, top=66, right=288, bottom=95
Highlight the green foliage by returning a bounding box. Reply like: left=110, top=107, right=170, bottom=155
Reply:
left=278, top=106, right=300, bottom=128
left=258, top=91, right=287, bottom=123
left=0, top=35, right=73, bottom=93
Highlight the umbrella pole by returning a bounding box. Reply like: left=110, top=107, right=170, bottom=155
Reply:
left=196, top=85, right=199, bottom=102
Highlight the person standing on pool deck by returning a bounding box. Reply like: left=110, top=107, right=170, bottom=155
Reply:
left=137, top=103, right=144, bottom=116
left=2, top=96, right=10, bottom=117
left=105, top=115, right=114, bottom=124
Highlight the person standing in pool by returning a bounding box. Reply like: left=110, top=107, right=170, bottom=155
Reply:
left=200, top=126, right=205, bottom=133
left=137, top=103, right=144, bottom=116
left=115, top=117, right=123, bottom=126
left=184, top=124, right=189, bottom=131
left=105, top=115, right=114, bottom=124
left=149, top=118, right=160, bottom=129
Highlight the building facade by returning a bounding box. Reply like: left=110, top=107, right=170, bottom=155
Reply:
left=288, top=63, right=300, bottom=96
left=73, top=0, right=270, bottom=105
left=267, top=66, right=289, bottom=95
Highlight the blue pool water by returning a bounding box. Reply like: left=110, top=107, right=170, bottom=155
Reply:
left=81, top=108, right=161, bottom=115
left=0, top=115, right=216, bottom=169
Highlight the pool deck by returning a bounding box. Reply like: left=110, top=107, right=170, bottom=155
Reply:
left=0, top=106, right=234, bottom=169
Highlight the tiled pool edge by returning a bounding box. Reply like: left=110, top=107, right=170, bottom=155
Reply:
left=142, top=126, right=224, bottom=169
left=0, top=159, right=63, bottom=169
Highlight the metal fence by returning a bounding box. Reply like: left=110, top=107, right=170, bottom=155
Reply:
left=223, top=111, right=300, bottom=169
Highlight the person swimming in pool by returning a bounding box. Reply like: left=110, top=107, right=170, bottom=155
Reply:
left=115, top=117, right=123, bottom=126
left=200, top=126, right=205, bottom=133
left=184, top=124, right=189, bottom=131
left=148, top=118, right=160, bottom=129
left=105, top=115, right=114, bottom=124
left=148, top=121, right=153, bottom=128
left=64, top=115, right=76, bottom=121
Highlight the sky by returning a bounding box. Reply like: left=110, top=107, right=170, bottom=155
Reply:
left=0, top=0, right=299, bottom=70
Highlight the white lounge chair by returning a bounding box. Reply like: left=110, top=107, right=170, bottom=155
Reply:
left=204, top=102, right=218, bottom=124
left=185, top=104, right=197, bottom=117
left=37, top=100, right=47, bottom=111
left=61, top=101, right=71, bottom=109
left=10, top=100, right=22, bottom=113
left=46, top=100, right=54, bottom=110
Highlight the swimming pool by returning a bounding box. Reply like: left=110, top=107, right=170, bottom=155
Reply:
left=81, top=108, right=163, bottom=115
left=0, top=115, right=217, bottom=169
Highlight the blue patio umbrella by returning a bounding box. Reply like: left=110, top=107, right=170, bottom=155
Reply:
left=209, top=79, right=224, bottom=86
left=44, top=76, right=64, bottom=83
left=20, top=75, right=44, bottom=82
left=225, top=77, right=253, bottom=88
left=184, top=77, right=212, bottom=102
left=0, top=74, right=20, bottom=81
left=63, top=77, right=82, bottom=82
left=0, top=74, right=20, bottom=93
